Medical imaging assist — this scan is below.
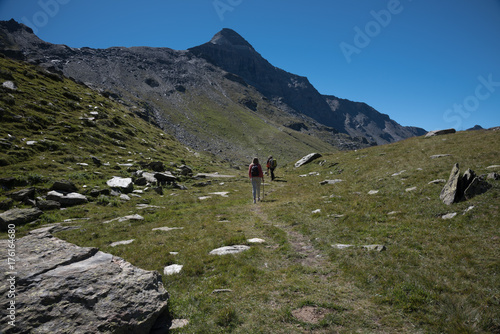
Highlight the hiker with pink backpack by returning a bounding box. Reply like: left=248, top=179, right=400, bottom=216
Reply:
left=248, top=157, right=264, bottom=203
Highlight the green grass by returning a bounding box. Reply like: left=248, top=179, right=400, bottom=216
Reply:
left=1, top=55, right=499, bottom=333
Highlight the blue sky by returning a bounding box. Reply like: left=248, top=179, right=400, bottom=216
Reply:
left=1, top=0, right=499, bottom=131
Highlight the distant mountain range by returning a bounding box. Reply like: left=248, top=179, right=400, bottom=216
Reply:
left=0, top=19, right=426, bottom=162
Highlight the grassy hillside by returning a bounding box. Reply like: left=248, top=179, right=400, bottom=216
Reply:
left=1, top=55, right=499, bottom=333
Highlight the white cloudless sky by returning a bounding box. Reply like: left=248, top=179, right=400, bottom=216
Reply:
left=1, top=0, right=499, bottom=131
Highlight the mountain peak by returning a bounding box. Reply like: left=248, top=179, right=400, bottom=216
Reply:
left=209, top=28, right=254, bottom=50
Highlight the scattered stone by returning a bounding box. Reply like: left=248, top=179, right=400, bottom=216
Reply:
left=36, top=200, right=61, bottom=211
left=209, top=192, right=229, bottom=197
left=425, top=128, right=456, bottom=137
left=152, top=227, right=184, bottom=232
left=387, top=211, right=400, bottom=215
left=328, top=214, right=345, bottom=218
left=430, top=154, right=452, bottom=159
left=362, top=244, right=386, bottom=252
left=46, top=190, right=88, bottom=207
left=106, top=176, right=134, bottom=193
left=8, top=187, right=35, bottom=202
left=0, top=227, right=168, bottom=333
left=0, top=207, right=43, bottom=230
left=178, top=165, right=193, bottom=176
left=428, top=179, right=446, bottom=184
left=136, top=204, right=165, bottom=209
left=212, top=289, right=233, bottom=294
left=209, top=245, right=250, bottom=255
left=89, top=188, right=111, bottom=197
left=164, top=264, right=183, bottom=275
left=319, top=179, right=343, bottom=185
left=110, top=239, right=135, bottom=247
left=486, top=165, right=500, bottom=170
left=463, top=176, right=491, bottom=200
left=247, top=238, right=265, bottom=244
left=442, top=212, right=457, bottom=220
left=406, top=186, right=417, bottom=192
left=295, top=153, right=322, bottom=168
left=2, top=80, right=17, bottom=90
left=487, top=172, right=499, bottom=180
left=169, top=319, right=189, bottom=330
left=103, top=214, right=144, bottom=224
left=51, top=180, right=78, bottom=193
left=332, top=244, right=355, bottom=250
left=142, top=172, right=158, bottom=184
left=198, top=196, right=212, bottom=200
left=392, top=170, right=406, bottom=176
left=312, top=209, right=321, bottom=214
left=368, top=190, right=379, bottom=195
left=463, top=206, right=474, bottom=214
left=440, top=163, right=461, bottom=205
left=0, top=198, right=14, bottom=211
left=120, top=194, right=131, bottom=201
left=154, top=172, right=176, bottom=185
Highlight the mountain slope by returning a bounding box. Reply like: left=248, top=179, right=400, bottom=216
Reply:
left=189, top=28, right=426, bottom=144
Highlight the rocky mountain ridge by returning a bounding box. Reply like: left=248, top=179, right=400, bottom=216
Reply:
left=0, top=19, right=425, bottom=162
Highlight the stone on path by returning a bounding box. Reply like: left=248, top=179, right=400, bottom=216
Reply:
left=209, top=245, right=250, bottom=255
left=0, top=225, right=168, bottom=334
left=110, top=239, right=135, bottom=247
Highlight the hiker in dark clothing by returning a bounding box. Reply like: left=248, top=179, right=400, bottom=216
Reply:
left=266, top=156, right=277, bottom=181
left=248, top=157, right=264, bottom=203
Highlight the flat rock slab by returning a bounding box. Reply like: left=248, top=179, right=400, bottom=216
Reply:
left=0, top=225, right=168, bottom=334
left=425, top=128, right=456, bottom=137
left=440, top=163, right=461, bottom=205
left=194, top=173, right=235, bottom=178
left=0, top=207, right=43, bottom=231
left=209, top=245, right=250, bottom=255
left=368, top=190, right=379, bottom=195
left=247, top=238, right=266, bottom=244
left=209, top=192, right=230, bottom=197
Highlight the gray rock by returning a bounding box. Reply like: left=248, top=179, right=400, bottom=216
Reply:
left=0, top=207, right=43, bottom=231
left=46, top=190, right=88, bottom=207
left=209, top=245, right=250, bottom=255
left=319, top=179, right=343, bottom=185
left=8, top=187, right=35, bottom=202
left=178, top=165, right=193, bottom=176
left=295, top=153, right=322, bottom=168
left=106, top=176, right=134, bottom=193
left=36, top=200, right=61, bottom=211
left=0, top=226, right=168, bottom=334
left=362, top=244, right=387, bottom=252
left=430, top=154, right=452, bottom=159
left=440, top=163, right=461, bottom=205
left=463, top=177, right=491, bottom=200
left=2, top=80, right=17, bottom=90
left=91, top=155, right=101, bottom=166
left=164, top=264, right=183, bottom=275
left=487, top=172, right=499, bottom=180
left=110, top=239, right=135, bottom=247
left=425, top=128, right=456, bottom=138
left=154, top=172, right=176, bottom=185
left=149, top=161, right=165, bottom=172
left=51, top=180, right=78, bottom=193
left=142, top=172, right=158, bottom=184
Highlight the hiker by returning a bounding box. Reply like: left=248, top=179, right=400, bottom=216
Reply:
left=248, top=157, right=264, bottom=203
left=266, top=156, right=277, bottom=181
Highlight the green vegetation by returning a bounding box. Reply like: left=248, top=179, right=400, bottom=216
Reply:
left=1, top=56, right=499, bottom=333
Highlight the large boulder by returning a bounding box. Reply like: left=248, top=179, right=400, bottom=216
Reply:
left=106, top=176, right=134, bottom=193
left=295, top=153, right=322, bottom=168
left=0, top=207, right=43, bottom=231
left=51, top=180, right=78, bottom=193
left=0, top=225, right=169, bottom=334
left=440, top=163, right=461, bottom=205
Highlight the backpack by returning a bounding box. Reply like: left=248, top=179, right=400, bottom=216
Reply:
left=251, top=164, right=260, bottom=177
left=271, top=159, right=277, bottom=168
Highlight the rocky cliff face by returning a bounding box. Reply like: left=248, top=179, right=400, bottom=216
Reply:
left=0, top=19, right=425, bottom=159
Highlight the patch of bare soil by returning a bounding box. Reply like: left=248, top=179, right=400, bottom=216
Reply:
left=292, top=306, right=330, bottom=324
